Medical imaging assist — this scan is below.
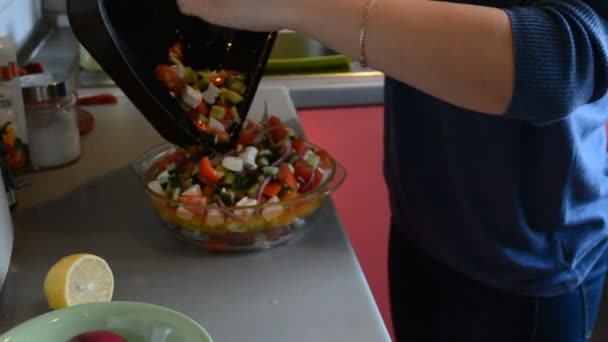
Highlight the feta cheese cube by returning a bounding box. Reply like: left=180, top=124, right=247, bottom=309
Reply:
left=285, top=127, right=296, bottom=137
left=239, top=146, right=259, bottom=169
left=181, top=85, right=203, bottom=109
left=262, top=196, right=284, bottom=221
left=177, top=205, right=194, bottom=220
left=320, top=168, right=332, bottom=184
left=172, top=64, right=186, bottom=78
left=202, top=83, right=221, bottom=104
left=226, top=218, right=246, bottom=232
left=209, top=117, right=226, bottom=132
left=234, top=197, right=258, bottom=217
left=156, top=169, right=170, bottom=182
left=148, top=180, right=165, bottom=195
left=182, top=184, right=202, bottom=197
left=222, top=156, right=244, bottom=172
left=205, top=205, right=225, bottom=227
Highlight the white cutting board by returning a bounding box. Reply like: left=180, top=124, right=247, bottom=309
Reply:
left=0, top=166, right=13, bottom=292
left=247, top=86, right=307, bottom=138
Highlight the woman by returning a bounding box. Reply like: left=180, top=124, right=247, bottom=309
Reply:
left=177, top=0, right=608, bottom=340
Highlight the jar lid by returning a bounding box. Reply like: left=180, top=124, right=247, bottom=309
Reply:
left=20, top=74, right=74, bottom=102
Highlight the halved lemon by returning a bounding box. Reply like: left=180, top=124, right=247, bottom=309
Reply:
left=43, top=253, right=114, bottom=310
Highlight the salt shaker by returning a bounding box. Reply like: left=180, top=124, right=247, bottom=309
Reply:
left=20, top=74, right=82, bottom=170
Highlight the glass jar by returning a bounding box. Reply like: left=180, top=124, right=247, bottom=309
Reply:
left=20, top=75, right=81, bottom=170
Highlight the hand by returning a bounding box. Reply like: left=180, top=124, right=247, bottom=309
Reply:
left=176, top=0, right=294, bottom=32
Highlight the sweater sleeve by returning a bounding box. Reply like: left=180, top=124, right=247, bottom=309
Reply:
left=502, top=0, right=608, bottom=125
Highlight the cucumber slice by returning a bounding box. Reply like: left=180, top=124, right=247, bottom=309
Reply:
left=258, top=150, right=273, bottom=159
left=234, top=172, right=251, bottom=191
left=225, top=75, right=246, bottom=94
left=306, top=153, right=321, bottom=168
left=256, top=157, right=269, bottom=167
left=220, top=88, right=244, bottom=105
left=224, top=172, right=236, bottom=186
left=171, top=187, right=182, bottom=201
left=247, top=183, right=260, bottom=198
left=219, top=189, right=235, bottom=206
left=262, top=166, right=279, bottom=177
left=210, top=105, right=226, bottom=120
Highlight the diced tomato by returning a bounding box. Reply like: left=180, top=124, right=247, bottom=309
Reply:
left=312, top=169, right=323, bottom=189
left=278, top=163, right=297, bottom=191
left=197, top=102, right=208, bottom=115
left=194, top=120, right=208, bottom=131
left=238, top=131, right=256, bottom=145
left=199, top=156, right=224, bottom=183
left=220, top=119, right=234, bottom=128
left=157, top=149, right=187, bottom=170
left=267, top=115, right=288, bottom=142
left=278, top=144, right=288, bottom=157
left=270, top=126, right=287, bottom=142
left=263, top=181, right=283, bottom=197
left=186, top=109, right=199, bottom=121
left=154, top=64, right=185, bottom=93
left=217, top=70, right=230, bottom=79
left=208, top=128, right=230, bottom=143
left=317, top=148, right=332, bottom=169
left=294, top=159, right=313, bottom=181
left=178, top=195, right=207, bottom=205
left=202, top=184, right=215, bottom=196
left=292, top=138, right=309, bottom=155
left=268, top=115, right=283, bottom=127
left=182, top=160, right=196, bottom=175
left=211, top=76, right=225, bottom=88
left=168, top=42, right=183, bottom=61
left=244, top=120, right=256, bottom=131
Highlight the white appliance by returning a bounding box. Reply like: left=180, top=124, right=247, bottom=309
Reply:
left=0, top=165, right=13, bottom=291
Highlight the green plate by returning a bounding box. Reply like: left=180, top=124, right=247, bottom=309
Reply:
left=0, top=301, right=213, bottom=342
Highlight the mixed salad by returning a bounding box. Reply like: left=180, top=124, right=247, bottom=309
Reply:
left=146, top=114, right=333, bottom=231
left=154, top=42, right=247, bottom=143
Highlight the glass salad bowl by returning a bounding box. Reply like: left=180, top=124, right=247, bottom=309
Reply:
left=132, top=140, right=346, bottom=252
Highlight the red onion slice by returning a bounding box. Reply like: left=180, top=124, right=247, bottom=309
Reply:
left=256, top=176, right=272, bottom=203
left=301, top=168, right=317, bottom=193
left=210, top=155, right=224, bottom=166
left=271, top=141, right=293, bottom=167
left=215, top=197, right=242, bottom=221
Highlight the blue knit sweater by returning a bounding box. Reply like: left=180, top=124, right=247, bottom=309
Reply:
left=384, top=0, right=608, bottom=296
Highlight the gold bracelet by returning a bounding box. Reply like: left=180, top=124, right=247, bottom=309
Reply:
left=359, top=0, right=378, bottom=68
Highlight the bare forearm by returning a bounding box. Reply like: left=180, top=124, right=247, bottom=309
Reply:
left=290, top=0, right=514, bottom=115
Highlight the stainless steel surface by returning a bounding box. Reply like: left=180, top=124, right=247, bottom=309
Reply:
left=0, top=86, right=391, bottom=341
left=22, top=26, right=79, bottom=80
left=20, top=74, right=73, bottom=102
left=0, top=166, right=13, bottom=293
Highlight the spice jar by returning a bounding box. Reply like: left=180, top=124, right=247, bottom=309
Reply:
left=20, top=74, right=81, bottom=170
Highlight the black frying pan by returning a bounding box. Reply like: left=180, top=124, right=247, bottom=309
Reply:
left=67, top=0, right=277, bottom=149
